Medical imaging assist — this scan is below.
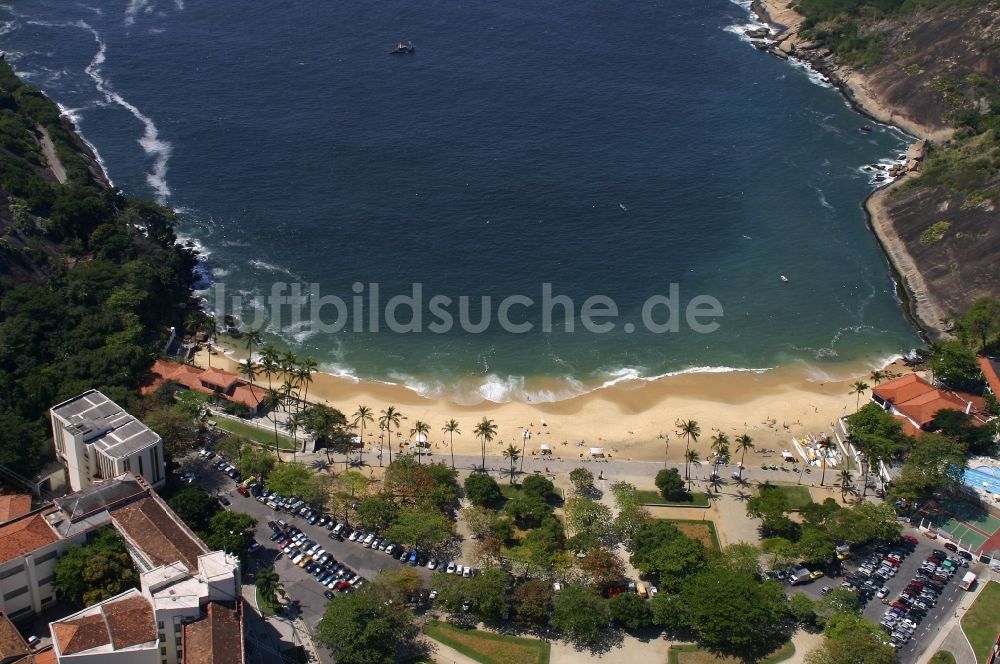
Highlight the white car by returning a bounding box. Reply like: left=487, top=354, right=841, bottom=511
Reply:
left=427, top=559, right=438, bottom=570
left=454, top=565, right=464, bottom=576
left=385, top=544, right=396, bottom=556
left=553, top=582, right=562, bottom=592
left=463, top=567, right=472, bottom=578
left=348, top=530, right=361, bottom=542
left=363, top=534, right=375, bottom=547
left=291, top=553, right=305, bottom=565
left=446, top=562, right=456, bottom=574
left=876, top=586, right=889, bottom=598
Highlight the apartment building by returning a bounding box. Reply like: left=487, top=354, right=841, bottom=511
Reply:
left=50, top=391, right=165, bottom=492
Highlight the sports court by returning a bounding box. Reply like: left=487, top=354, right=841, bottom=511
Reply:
left=920, top=495, right=1000, bottom=553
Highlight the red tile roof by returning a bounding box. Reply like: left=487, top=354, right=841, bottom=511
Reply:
left=200, top=368, right=240, bottom=391
left=0, top=612, right=30, bottom=662
left=110, top=494, right=209, bottom=570
left=873, top=373, right=988, bottom=428
left=979, top=356, right=1000, bottom=396
left=103, top=595, right=157, bottom=650
left=52, top=592, right=156, bottom=656
left=0, top=495, right=33, bottom=524
left=52, top=613, right=108, bottom=656
left=0, top=510, right=60, bottom=565
left=142, top=360, right=263, bottom=410
left=183, top=602, right=244, bottom=664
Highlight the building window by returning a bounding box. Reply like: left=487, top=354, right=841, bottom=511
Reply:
left=175, top=637, right=181, bottom=646
left=3, top=586, right=28, bottom=601
left=35, top=550, right=58, bottom=564
left=158, top=621, right=164, bottom=629
left=138, top=455, right=144, bottom=477
left=174, top=624, right=181, bottom=632
left=8, top=606, right=32, bottom=619
left=37, top=575, right=55, bottom=587
left=40, top=596, right=53, bottom=605
left=152, top=445, right=162, bottom=483
left=0, top=565, right=24, bottom=579
left=161, top=646, right=167, bottom=655
left=124, top=458, right=131, bottom=472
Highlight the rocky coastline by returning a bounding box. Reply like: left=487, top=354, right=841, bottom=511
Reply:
left=746, top=0, right=952, bottom=340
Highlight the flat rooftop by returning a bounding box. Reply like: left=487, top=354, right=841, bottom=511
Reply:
left=51, top=390, right=160, bottom=458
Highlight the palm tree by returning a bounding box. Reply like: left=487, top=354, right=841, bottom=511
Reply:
left=502, top=444, right=521, bottom=484
left=410, top=420, right=430, bottom=465
left=281, top=377, right=298, bottom=416
left=259, top=347, right=280, bottom=392
left=818, top=437, right=835, bottom=486
left=378, top=406, right=403, bottom=466
left=677, top=420, right=701, bottom=482
left=850, top=380, right=870, bottom=413
left=839, top=469, right=854, bottom=502
left=238, top=358, right=263, bottom=411
left=254, top=566, right=282, bottom=609
left=684, top=450, right=701, bottom=492
left=287, top=411, right=303, bottom=460
left=442, top=419, right=461, bottom=469
left=869, top=369, right=887, bottom=386
left=735, top=433, right=754, bottom=483
left=263, top=389, right=284, bottom=462
left=473, top=417, right=498, bottom=472
left=710, top=432, right=730, bottom=494
left=353, top=405, right=374, bottom=465
left=296, top=357, right=318, bottom=414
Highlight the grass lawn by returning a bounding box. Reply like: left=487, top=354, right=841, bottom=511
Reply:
left=424, top=621, right=549, bottom=664
left=929, top=651, right=957, bottom=664
left=214, top=417, right=297, bottom=450
left=758, top=484, right=813, bottom=510
left=255, top=587, right=278, bottom=618
left=961, top=581, right=1000, bottom=663
left=669, top=641, right=794, bottom=664
left=635, top=489, right=710, bottom=507
left=661, top=519, right=721, bottom=552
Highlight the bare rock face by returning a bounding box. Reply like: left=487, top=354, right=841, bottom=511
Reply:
left=778, top=40, right=795, bottom=55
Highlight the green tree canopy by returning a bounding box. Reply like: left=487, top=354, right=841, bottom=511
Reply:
left=512, top=579, right=552, bottom=626
left=203, top=510, right=257, bottom=562
left=235, top=444, right=276, bottom=479
left=549, top=583, right=609, bottom=644
left=655, top=468, right=687, bottom=500
left=806, top=613, right=895, bottom=664
left=55, top=529, right=138, bottom=606
left=464, top=472, right=503, bottom=507
left=265, top=461, right=327, bottom=505
left=167, top=486, right=221, bottom=533
left=356, top=494, right=397, bottom=533
left=385, top=509, right=454, bottom=554
left=314, top=586, right=418, bottom=664
left=680, top=566, right=792, bottom=661
left=569, top=467, right=595, bottom=497
left=929, top=340, right=980, bottom=386
left=520, top=474, right=556, bottom=501
left=609, top=591, right=653, bottom=631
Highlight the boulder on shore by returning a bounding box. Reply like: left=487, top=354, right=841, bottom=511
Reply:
left=778, top=40, right=796, bottom=55
left=745, top=27, right=771, bottom=39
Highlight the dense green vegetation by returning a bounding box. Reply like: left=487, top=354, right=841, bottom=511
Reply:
left=0, top=61, right=198, bottom=481
left=793, top=0, right=983, bottom=67
left=54, top=529, right=138, bottom=606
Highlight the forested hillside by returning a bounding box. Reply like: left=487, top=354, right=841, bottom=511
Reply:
left=0, top=60, right=198, bottom=480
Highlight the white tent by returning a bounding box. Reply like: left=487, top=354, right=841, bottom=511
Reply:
left=589, top=447, right=605, bottom=457
left=539, top=443, right=551, bottom=454
left=350, top=435, right=361, bottom=444
left=415, top=433, right=428, bottom=443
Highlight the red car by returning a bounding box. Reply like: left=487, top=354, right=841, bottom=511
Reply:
left=237, top=486, right=250, bottom=497
left=334, top=581, right=351, bottom=590
left=903, top=535, right=918, bottom=544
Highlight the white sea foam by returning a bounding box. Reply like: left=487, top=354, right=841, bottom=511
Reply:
left=249, top=259, right=299, bottom=279
left=123, top=0, right=150, bottom=27
left=73, top=20, right=172, bottom=202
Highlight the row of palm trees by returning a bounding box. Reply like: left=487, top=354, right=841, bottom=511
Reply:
left=672, top=419, right=757, bottom=492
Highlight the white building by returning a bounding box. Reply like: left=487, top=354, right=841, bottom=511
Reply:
left=0, top=507, right=74, bottom=622
left=50, top=390, right=165, bottom=492
left=45, top=474, right=244, bottom=664
left=50, top=588, right=159, bottom=664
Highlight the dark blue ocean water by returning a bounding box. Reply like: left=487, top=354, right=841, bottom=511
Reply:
left=2, top=0, right=921, bottom=402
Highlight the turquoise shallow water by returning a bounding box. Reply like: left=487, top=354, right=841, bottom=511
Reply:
left=2, top=0, right=921, bottom=402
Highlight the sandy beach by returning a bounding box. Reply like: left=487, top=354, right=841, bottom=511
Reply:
left=196, top=344, right=910, bottom=464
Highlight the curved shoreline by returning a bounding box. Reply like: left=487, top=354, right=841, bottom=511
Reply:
left=748, top=0, right=947, bottom=341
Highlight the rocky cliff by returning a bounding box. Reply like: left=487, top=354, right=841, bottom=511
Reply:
left=752, top=0, right=1000, bottom=338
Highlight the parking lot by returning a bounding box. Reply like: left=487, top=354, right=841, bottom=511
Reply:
left=180, top=453, right=431, bottom=629
left=786, top=528, right=981, bottom=663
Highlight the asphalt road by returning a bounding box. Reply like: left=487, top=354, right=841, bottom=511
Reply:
left=837, top=530, right=975, bottom=663
left=181, top=454, right=431, bottom=630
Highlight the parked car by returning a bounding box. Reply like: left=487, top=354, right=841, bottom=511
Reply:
left=446, top=561, right=456, bottom=574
